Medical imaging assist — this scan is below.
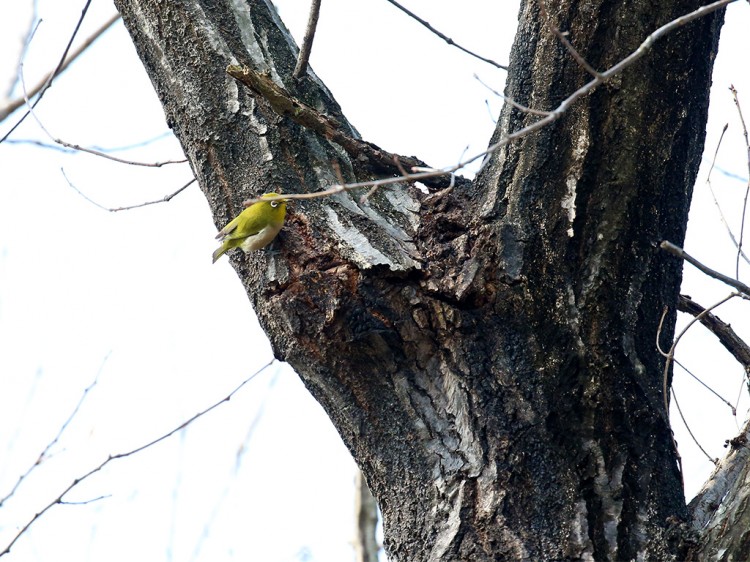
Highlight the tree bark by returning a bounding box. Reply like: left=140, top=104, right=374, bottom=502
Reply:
left=355, top=468, right=381, bottom=562
left=114, top=0, right=729, bottom=559
left=689, top=418, right=750, bottom=561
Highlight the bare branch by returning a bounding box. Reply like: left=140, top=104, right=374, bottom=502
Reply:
left=87, top=131, right=175, bottom=152
left=474, top=73, right=551, bottom=117
left=0, top=355, right=108, bottom=508
left=1, top=0, right=94, bottom=141
left=292, top=0, right=322, bottom=79
left=658, top=293, right=738, bottom=415
left=226, top=64, right=457, bottom=189
left=241, top=168, right=444, bottom=207
left=656, top=291, right=737, bottom=480
left=730, top=85, right=750, bottom=278
left=43, top=139, right=186, bottom=167
left=674, top=357, right=736, bottom=415
left=0, top=13, right=121, bottom=123
left=63, top=170, right=196, bottom=212
left=4, top=0, right=39, bottom=100
left=671, top=386, right=719, bottom=465
left=706, top=124, right=750, bottom=265
left=660, top=240, right=750, bottom=297
left=3, top=138, right=78, bottom=153
left=59, top=495, right=110, bottom=506
left=678, top=294, right=750, bottom=375
left=360, top=154, right=411, bottom=203
left=190, top=371, right=280, bottom=561
left=383, top=0, right=509, bottom=71
left=5, top=131, right=175, bottom=154
left=0, top=360, right=276, bottom=558
left=17, top=48, right=186, bottom=168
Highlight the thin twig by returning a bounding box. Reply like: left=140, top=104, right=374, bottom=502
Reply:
left=655, top=306, right=685, bottom=481
left=189, top=371, right=280, bottom=562
left=12, top=13, right=181, bottom=168
left=0, top=360, right=276, bottom=558
left=0, top=13, right=121, bottom=123
left=5, top=131, right=175, bottom=154
left=63, top=170, right=195, bottom=212
left=383, top=0, right=508, bottom=70
left=656, top=306, right=671, bottom=357
left=673, top=357, right=735, bottom=415
left=0, top=354, right=109, bottom=508
left=359, top=155, right=411, bottom=203
left=241, top=170, right=442, bottom=207
left=706, top=124, right=750, bottom=265
left=734, top=374, right=746, bottom=427
left=658, top=293, right=737, bottom=415
left=474, top=74, right=551, bottom=117
left=1, top=0, right=93, bottom=141
left=59, top=495, right=110, bottom=506
left=4, top=0, right=39, bottom=100
left=730, top=85, right=750, bottom=279
left=671, top=386, right=719, bottom=465
left=107, top=178, right=195, bottom=211
left=483, top=99, right=498, bottom=125
left=45, top=139, right=184, bottom=166
left=18, top=53, right=185, bottom=167
left=86, top=131, right=175, bottom=152
left=661, top=240, right=750, bottom=297
left=4, top=138, right=79, bottom=153
left=293, top=0, right=322, bottom=79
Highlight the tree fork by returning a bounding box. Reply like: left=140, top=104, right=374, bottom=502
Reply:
left=114, top=0, right=725, bottom=559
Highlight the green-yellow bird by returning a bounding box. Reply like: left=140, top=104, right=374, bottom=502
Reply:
left=212, top=193, right=288, bottom=263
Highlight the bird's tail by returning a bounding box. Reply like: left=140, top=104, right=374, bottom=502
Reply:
left=212, top=244, right=227, bottom=263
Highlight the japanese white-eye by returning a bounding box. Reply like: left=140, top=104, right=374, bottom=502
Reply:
left=212, top=193, right=287, bottom=263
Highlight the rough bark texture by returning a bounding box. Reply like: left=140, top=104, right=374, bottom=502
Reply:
left=689, top=419, right=750, bottom=561
left=114, top=0, right=730, bottom=559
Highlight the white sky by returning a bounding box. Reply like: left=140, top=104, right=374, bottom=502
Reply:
left=0, top=1, right=748, bottom=560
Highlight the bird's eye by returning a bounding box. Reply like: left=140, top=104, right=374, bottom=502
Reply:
left=270, top=201, right=278, bottom=208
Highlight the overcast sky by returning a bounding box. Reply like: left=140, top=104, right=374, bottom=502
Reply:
left=1, top=1, right=749, bottom=561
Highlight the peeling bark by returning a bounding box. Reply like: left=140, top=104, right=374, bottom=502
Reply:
left=113, top=0, right=734, bottom=559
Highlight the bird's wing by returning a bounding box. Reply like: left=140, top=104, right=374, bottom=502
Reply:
left=215, top=215, right=240, bottom=240
left=215, top=209, right=264, bottom=240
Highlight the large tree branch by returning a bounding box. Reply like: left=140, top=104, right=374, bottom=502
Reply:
left=226, top=65, right=457, bottom=189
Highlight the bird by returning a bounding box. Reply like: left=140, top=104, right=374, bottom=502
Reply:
left=212, top=192, right=288, bottom=263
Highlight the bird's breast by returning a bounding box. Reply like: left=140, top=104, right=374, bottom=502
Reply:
left=240, top=222, right=283, bottom=252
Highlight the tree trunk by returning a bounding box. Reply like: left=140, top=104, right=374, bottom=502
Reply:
left=114, top=0, right=729, bottom=559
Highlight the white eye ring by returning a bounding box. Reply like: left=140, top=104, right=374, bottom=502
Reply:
left=270, top=201, right=279, bottom=208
